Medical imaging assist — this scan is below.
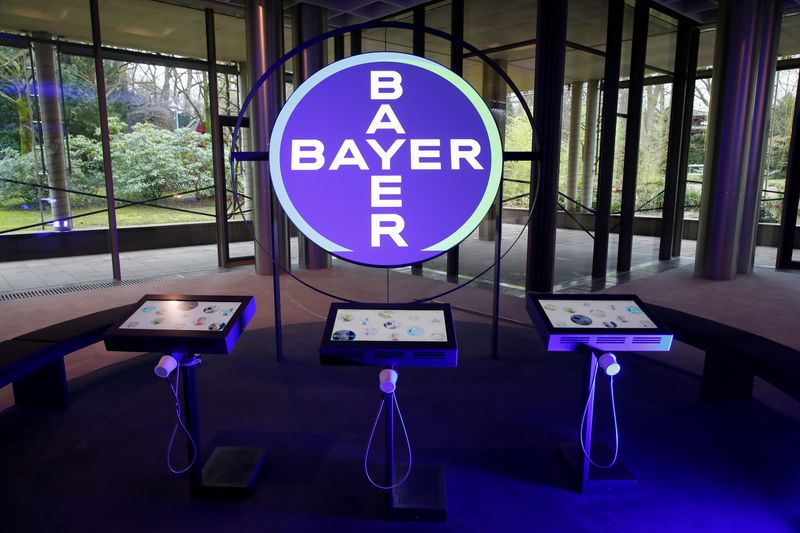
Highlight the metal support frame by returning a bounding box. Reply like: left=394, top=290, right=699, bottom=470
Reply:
left=671, top=26, right=699, bottom=258
left=591, top=0, right=623, bottom=278
left=89, top=0, right=121, bottom=280
left=526, top=0, right=568, bottom=293
left=410, top=6, right=426, bottom=277
left=777, top=68, right=800, bottom=269
left=446, top=0, right=465, bottom=281
left=616, top=0, right=649, bottom=273
left=660, top=22, right=691, bottom=260
left=206, top=9, right=230, bottom=269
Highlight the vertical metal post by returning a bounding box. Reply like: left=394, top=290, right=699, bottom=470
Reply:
left=578, top=351, right=599, bottom=493
left=89, top=0, right=121, bottom=280
left=206, top=9, right=229, bottom=268
left=384, top=387, right=395, bottom=510
left=491, top=185, right=502, bottom=360
left=479, top=59, right=507, bottom=242
left=180, top=362, right=204, bottom=490
left=660, top=22, right=691, bottom=261
left=738, top=0, right=782, bottom=274
left=293, top=3, right=330, bottom=270
left=777, top=70, right=800, bottom=269
left=591, top=0, right=624, bottom=278
left=334, top=34, right=344, bottom=61
left=410, top=7, right=426, bottom=277
left=351, top=29, right=362, bottom=55
left=616, top=0, right=649, bottom=273
left=695, top=0, right=763, bottom=280
left=446, top=0, right=465, bottom=281
left=671, top=26, right=699, bottom=258
left=526, top=0, right=568, bottom=293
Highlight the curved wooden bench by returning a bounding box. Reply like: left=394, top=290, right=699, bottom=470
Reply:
left=647, top=304, right=800, bottom=403
left=0, top=304, right=133, bottom=407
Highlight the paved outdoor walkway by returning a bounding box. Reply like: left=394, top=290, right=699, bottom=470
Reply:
left=0, top=226, right=787, bottom=293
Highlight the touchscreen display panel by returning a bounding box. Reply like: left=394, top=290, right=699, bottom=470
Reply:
left=538, top=299, right=657, bottom=329
left=329, top=308, right=448, bottom=342
left=120, top=300, right=242, bottom=332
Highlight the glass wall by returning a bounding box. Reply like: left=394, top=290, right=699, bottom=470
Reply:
left=0, top=0, right=247, bottom=289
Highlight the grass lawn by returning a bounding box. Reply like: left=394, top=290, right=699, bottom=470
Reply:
left=0, top=203, right=216, bottom=233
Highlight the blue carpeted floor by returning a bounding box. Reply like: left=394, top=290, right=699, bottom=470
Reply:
left=1, top=320, right=798, bottom=532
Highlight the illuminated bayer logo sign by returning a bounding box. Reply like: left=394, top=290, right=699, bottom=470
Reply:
left=269, top=51, right=502, bottom=267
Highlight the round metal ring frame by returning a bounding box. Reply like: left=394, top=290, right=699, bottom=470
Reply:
left=229, top=20, right=541, bottom=305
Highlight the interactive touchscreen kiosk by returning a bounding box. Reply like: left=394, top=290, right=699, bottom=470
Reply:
left=526, top=294, right=673, bottom=352
left=527, top=293, right=672, bottom=494
left=320, top=303, right=457, bottom=368
left=320, top=302, right=455, bottom=521
left=105, top=295, right=256, bottom=354
left=104, top=294, right=263, bottom=499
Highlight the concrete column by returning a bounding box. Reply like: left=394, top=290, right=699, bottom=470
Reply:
left=292, top=3, right=330, bottom=270
left=737, top=0, right=782, bottom=274
left=244, top=0, right=284, bottom=275
left=695, top=0, right=779, bottom=280
left=238, top=62, right=253, bottom=221
left=479, top=59, right=507, bottom=241
left=581, top=80, right=599, bottom=212
left=32, top=35, right=71, bottom=232
left=566, top=82, right=583, bottom=211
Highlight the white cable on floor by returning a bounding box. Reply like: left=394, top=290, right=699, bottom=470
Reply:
left=579, top=364, right=620, bottom=469
left=166, top=368, right=197, bottom=475
left=364, top=393, right=412, bottom=490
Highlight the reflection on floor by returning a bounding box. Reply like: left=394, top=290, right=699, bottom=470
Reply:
left=0, top=225, right=786, bottom=295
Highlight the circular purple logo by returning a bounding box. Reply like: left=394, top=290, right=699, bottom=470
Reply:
left=269, top=52, right=502, bottom=267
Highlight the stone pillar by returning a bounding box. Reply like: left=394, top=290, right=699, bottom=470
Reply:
left=33, top=35, right=71, bottom=231
left=581, top=80, right=599, bottom=212
left=695, top=0, right=781, bottom=280
left=244, top=0, right=284, bottom=275
left=479, top=59, right=507, bottom=241
left=566, top=81, right=583, bottom=211
left=737, top=0, right=782, bottom=274
left=292, top=3, right=330, bottom=269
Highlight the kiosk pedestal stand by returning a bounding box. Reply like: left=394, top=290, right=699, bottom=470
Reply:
left=320, top=303, right=457, bottom=522
left=104, top=294, right=265, bottom=499
left=558, top=348, right=635, bottom=494
left=381, top=369, right=447, bottom=521
left=178, top=359, right=267, bottom=498
left=526, top=293, right=673, bottom=495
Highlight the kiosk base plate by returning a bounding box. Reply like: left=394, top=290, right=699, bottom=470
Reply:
left=390, top=464, right=447, bottom=522
left=194, top=446, right=267, bottom=499
left=559, top=443, right=636, bottom=494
